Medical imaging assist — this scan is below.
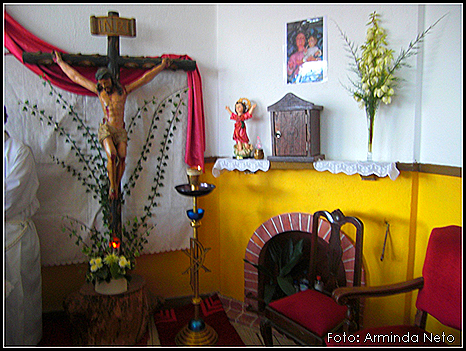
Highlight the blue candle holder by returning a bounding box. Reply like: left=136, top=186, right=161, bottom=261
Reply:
left=174, top=182, right=217, bottom=345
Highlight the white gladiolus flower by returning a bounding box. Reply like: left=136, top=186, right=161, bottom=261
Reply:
left=339, top=10, right=442, bottom=129
left=382, top=96, right=392, bottom=104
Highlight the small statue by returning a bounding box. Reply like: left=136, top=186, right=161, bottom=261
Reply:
left=226, top=98, right=256, bottom=159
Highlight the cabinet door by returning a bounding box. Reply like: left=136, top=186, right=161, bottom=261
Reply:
left=273, top=111, right=307, bottom=156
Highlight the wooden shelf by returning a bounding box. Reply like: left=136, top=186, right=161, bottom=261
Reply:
left=204, top=157, right=461, bottom=178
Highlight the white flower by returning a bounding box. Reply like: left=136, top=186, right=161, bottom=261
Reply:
left=118, top=256, right=131, bottom=269
left=339, top=10, right=442, bottom=127
left=382, top=96, right=392, bottom=105
left=90, top=257, right=103, bottom=272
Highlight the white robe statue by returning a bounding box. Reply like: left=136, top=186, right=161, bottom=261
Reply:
left=4, top=131, right=42, bottom=345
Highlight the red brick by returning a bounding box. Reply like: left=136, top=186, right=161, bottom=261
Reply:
left=246, top=242, right=261, bottom=257
left=244, top=270, right=258, bottom=283
left=244, top=251, right=259, bottom=265
left=244, top=280, right=258, bottom=292
left=263, top=217, right=279, bottom=237
left=251, top=231, right=266, bottom=247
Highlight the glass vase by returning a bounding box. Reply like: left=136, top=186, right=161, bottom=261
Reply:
left=366, top=108, right=375, bottom=161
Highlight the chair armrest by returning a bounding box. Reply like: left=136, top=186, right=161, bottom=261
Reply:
left=332, top=277, right=424, bottom=305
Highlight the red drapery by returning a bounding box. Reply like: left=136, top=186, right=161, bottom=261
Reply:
left=4, top=11, right=205, bottom=169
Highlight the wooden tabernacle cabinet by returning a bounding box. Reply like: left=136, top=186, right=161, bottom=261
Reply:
left=267, top=93, right=324, bottom=162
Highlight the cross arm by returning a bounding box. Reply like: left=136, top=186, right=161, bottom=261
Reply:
left=22, top=52, right=108, bottom=67
left=22, top=52, right=196, bottom=71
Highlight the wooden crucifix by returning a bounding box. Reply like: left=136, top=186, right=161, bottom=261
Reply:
left=23, top=11, right=195, bottom=239
left=23, top=12, right=196, bottom=75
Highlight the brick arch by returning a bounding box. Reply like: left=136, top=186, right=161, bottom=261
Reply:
left=244, top=212, right=366, bottom=311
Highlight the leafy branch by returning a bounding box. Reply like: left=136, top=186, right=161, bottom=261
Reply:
left=20, top=99, right=104, bottom=196
left=19, top=80, right=188, bottom=266
left=44, top=79, right=106, bottom=165
left=245, top=238, right=304, bottom=304
left=336, top=11, right=445, bottom=110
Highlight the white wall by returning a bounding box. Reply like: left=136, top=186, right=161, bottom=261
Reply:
left=4, top=4, right=219, bottom=156
left=217, top=4, right=462, bottom=165
left=419, top=5, right=462, bottom=166
left=4, top=4, right=462, bottom=166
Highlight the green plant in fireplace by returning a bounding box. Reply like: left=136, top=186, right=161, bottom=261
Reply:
left=245, top=238, right=304, bottom=304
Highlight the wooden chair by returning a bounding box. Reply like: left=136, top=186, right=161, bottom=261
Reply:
left=327, top=225, right=462, bottom=346
left=260, top=209, right=364, bottom=345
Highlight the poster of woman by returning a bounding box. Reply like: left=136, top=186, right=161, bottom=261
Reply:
left=286, top=16, right=327, bottom=84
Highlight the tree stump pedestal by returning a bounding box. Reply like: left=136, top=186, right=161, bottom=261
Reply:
left=63, top=274, right=154, bottom=345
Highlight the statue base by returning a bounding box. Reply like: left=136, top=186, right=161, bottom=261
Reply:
left=175, top=319, right=218, bottom=346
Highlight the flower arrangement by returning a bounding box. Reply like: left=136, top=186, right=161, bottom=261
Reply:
left=337, top=11, right=444, bottom=159
left=64, top=216, right=147, bottom=284
left=21, top=79, right=187, bottom=284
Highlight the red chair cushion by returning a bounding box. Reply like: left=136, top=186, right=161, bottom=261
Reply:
left=326, top=325, right=448, bottom=346
left=268, top=289, right=348, bottom=337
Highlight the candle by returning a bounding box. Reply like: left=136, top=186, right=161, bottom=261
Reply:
left=187, top=166, right=202, bottom=190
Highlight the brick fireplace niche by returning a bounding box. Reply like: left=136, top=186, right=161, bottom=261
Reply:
left=244, top=212, right=366, bottom=314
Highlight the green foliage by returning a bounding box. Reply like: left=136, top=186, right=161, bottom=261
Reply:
left=20, top=78, right=188, bottom=282
left=62, top=216, right=146, bottom=283
left=337, top=11, right=445, bottom=121
left=244, top=238, right=304, bottom=304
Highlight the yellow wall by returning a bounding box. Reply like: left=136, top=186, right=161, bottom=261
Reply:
left=210, top=164, right=417, bottom=327
left=41, top=162, right=462, bottom=343
left=413, top=173, right=462, bottom=344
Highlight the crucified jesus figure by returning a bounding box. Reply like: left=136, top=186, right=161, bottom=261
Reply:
left=54, top=51, right=172, bottom=200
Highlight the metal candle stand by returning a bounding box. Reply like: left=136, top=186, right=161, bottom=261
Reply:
left=174, top=178, right=217, bottom=346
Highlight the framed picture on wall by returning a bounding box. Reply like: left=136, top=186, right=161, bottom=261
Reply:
left=285, top=16, right=328, bottom=84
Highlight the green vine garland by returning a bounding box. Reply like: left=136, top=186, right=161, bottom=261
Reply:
left=20, top=78, right=188, bottom=283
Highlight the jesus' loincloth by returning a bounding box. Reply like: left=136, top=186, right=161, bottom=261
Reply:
left=98, top=123, right=128, bottom=145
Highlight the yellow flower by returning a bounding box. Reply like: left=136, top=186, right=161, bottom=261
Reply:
left=104, top=253, right=118, bottom=265
left=118, top=256, right=131, bottom=269
left=89, top=257, right=103, bottom=272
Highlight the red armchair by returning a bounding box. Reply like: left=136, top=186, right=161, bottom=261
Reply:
left=327, top=225, right=462, bottom=346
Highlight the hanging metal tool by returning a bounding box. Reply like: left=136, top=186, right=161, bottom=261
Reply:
left=380, top=221, right=390, bottom=261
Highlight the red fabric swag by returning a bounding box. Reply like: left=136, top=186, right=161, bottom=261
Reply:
left=4, top=11, right=205, bottom=169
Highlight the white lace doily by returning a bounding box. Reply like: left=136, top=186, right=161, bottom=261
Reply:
left=313, top=160, right=400, bottom=180
left=212, top=158, right=270, bottom=177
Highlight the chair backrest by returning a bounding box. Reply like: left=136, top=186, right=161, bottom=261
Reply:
left=310, top=209, right=364, bottom=290
left=416, top=225, right=462, bottom=330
